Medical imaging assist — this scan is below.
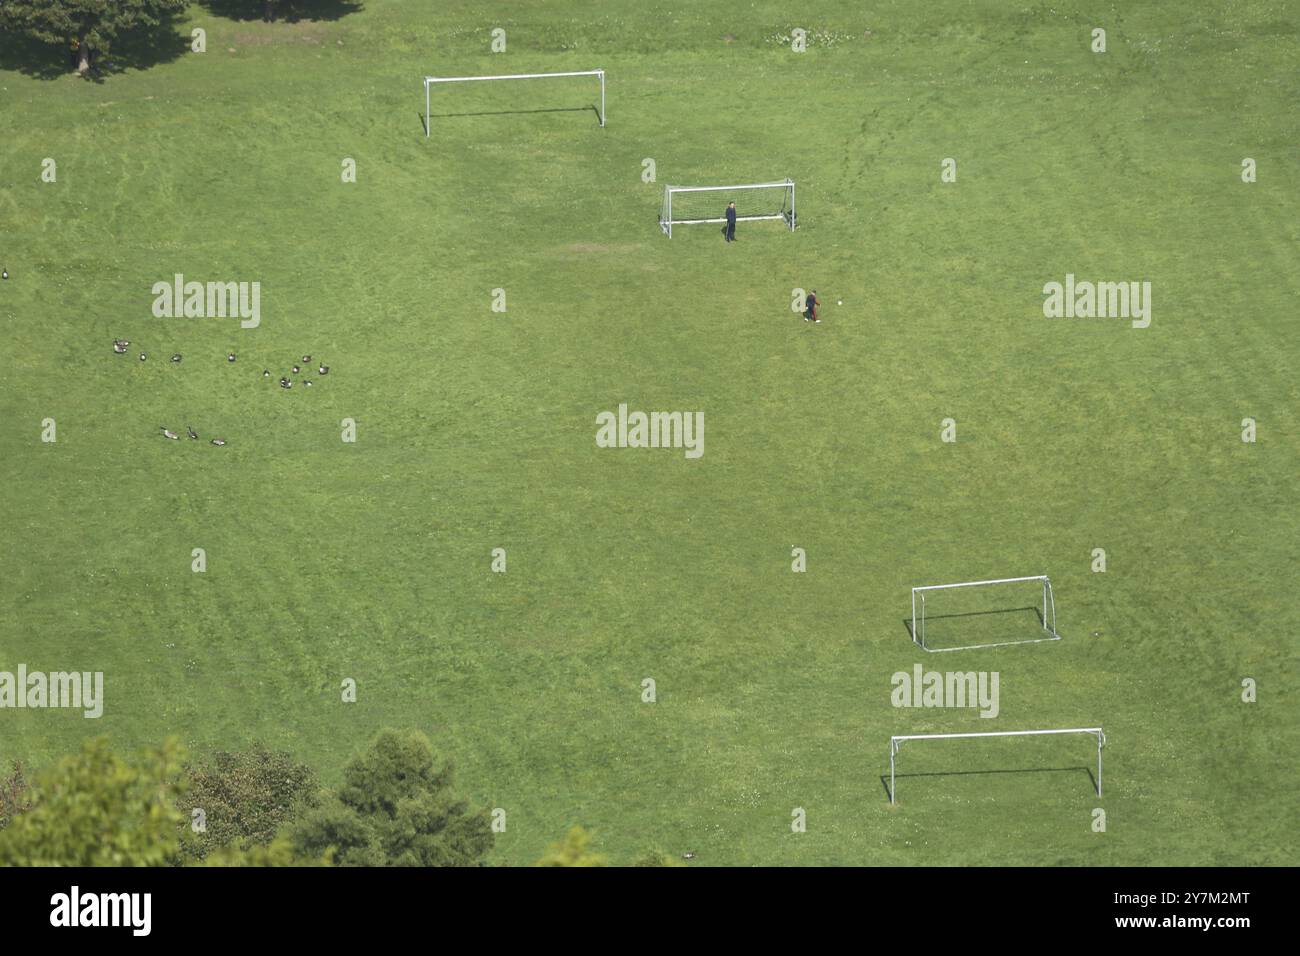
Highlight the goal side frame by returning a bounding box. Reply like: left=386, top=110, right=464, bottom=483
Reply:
left=658, top=180, right=796, bottom=238
left=887, top=727, right=1105, bottom=804
left=910, top=575, right=1061, bottom=652
left=423, top=70, right=605, bottom=137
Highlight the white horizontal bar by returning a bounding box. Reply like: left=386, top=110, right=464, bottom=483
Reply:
left=892, top=728, right=1102, bottom=744
left=665, top=214, right=786, bottom=224
left=425, top=70, right=603, bottom=84
left=912, top=575, right=1047, bottom=593
left=923, top=635, right=1060, bottom=652
left=665, top=181, right=792, bottom=194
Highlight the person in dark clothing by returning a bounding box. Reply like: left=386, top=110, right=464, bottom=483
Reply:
left=804, top=290, right=820, bottom=323
left=725, top=202, right=737, bottom=242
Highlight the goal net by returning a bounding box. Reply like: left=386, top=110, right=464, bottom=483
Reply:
left=887, top=728, right=1105, bottom=804
left=423, top=70, right=605, bottom=137
left=910, top=575, right=1060, bottom=652
left=658, top=180, right=796, bottom=238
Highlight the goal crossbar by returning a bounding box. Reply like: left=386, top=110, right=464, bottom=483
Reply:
left=423, top=69, right=605, bottom=136
left=658, top=180, right=796, bottom=237
left=911, top=574, right=1060, bottom=652
left=888, top=727, right=1105, bottom=804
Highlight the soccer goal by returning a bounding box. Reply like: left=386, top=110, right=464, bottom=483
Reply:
left=658, top=180, right=796, bottom=238
left=423, top=70, right=605, bottom=137
left=910, top=575, right=1060, bottom=652
left=887, top=727, right=1105, bottom=804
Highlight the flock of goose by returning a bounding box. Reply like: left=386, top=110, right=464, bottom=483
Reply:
left=112, top=340, right=332, bottom=447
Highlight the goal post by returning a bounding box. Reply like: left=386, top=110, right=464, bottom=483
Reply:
left=887, top=727, right=1105, bottom=804
left=911, top=575, right=1060, bottom=652
left=658, top=180, right=796, bottom=238
left=423, top=69, right=605, bottom=137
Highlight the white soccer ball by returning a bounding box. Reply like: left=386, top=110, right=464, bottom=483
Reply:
left=837, top=299, right=843, bottom=305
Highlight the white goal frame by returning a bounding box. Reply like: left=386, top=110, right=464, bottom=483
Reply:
left=658, top=180, right=796, bottom=238
left=911, top=575, right=1060, bottom=652
left=423, top=70, right=605, bottom=137
left=888, top=727, right=1105, bottom=804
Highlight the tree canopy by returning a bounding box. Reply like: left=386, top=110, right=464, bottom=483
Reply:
left=175, top=744, right=318, bottom=862
left=0, top=0, right=187, bottom=74
left=0, top=736, right=187, bottom=866
left=291, top=729, right=494, bottom=866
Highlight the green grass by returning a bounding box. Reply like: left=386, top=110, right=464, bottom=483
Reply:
left=1, top=0, right=1297, bottom=866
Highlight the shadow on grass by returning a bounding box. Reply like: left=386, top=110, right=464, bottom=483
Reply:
left=0, top=15, right=188, bottom=82
left=196, top=0, right=363, bottom=23
left=419, top=105, right=601, bottom=136
left=901, top=605, right=1045, bottom=642
left=880, top=765, right=1099, bottom=802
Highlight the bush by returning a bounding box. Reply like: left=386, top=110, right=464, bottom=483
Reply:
left=176, top=744, right=317, bottom=862
left=0, top=762, right=30, bottom=831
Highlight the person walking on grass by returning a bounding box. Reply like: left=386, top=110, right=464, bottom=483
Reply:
left=724, top=201, right=737, bottom=242
left=804, top=289, right=820, bottom=323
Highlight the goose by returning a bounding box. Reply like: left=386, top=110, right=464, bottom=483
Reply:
left=161, top=427, right=180, bottom=440
left=113, top=339, right=129, bottom=354
left=210, top=438, right=227, bottom=446
left=187, top=427, right=198, bottom=440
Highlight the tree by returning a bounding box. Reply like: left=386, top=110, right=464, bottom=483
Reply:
left=534, top=826, right=683, bottom=866
left=175, top=744, right=318, bottom=862
left=0, top=0, right=187, bottom=75
left=535, top=826, right=607, bottom=867
left=197, top=836, right=331, bottom=867
left=0, top=736, right=187, bottom=866
left=291, top=729, right=494, bottom=867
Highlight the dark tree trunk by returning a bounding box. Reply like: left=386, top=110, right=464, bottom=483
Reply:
left=264, top=0, right=274, bottom=22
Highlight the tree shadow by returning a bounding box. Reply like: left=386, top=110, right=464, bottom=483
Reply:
left=881, top=765, right=1099, bottom=802
left=196, top=0, right=363, bottom=23
left=0, top=12, right=189, bottom=82
left=419, top=106, right=599, bottom=135
left=0, top=32, right=69, bottom=81
left=100, top=18, right=191, bottom=79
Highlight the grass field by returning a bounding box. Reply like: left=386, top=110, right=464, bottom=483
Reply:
left=1, top=0, right=1297, bottom=866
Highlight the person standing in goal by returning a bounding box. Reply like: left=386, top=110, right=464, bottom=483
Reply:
left=724, top=202, right=737, bottom=242
left=804, top=289, right=820, bottom=323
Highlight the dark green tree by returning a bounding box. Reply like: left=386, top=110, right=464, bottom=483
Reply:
left=291, top=729, right=494, bottom=866
left=0, top=0, right=186, bottom=74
